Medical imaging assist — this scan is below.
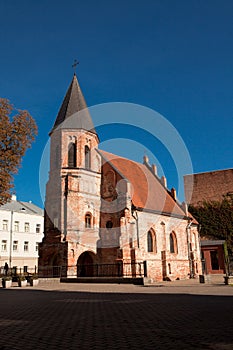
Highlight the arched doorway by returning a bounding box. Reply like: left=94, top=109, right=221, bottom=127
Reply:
left=49, top=254, right=63, bottom=277
left=77, top=251, right=95, bottom=277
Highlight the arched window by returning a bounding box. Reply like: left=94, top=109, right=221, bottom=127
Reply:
left=170, top=232, right=178, bottom=253
left=106, top=221, right=113, bottom=229
left=147, top=231, right=153, bottom=252
left=85, top=145, right=90, bottom=169
left=147, top=229, right=157, bottom=253
left=85, top=213, right=92, bottom=228
left=170, top=233, right=175, bottom=253
left=68, top=143, right=76, bottom=167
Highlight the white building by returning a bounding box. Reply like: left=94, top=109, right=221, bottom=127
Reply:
left=0, top=195, right=44, bottom=272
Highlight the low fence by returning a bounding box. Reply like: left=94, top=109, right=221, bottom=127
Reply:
left=38, top=261, right=145, bottom=278
left=0, top=266, right=37, bottom=278
left=38, top=265, right=67, bottom=278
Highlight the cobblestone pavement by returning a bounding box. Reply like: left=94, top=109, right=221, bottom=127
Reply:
left=0, top=278, right=233, bottom=350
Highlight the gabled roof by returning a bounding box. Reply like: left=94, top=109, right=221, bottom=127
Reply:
left=51, top=74, right=97, bottom=135
left=0, top=199, right=43, bottom=216
left=99, top=150, right=187, bottom=218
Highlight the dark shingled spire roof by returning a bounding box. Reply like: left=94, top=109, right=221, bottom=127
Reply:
left=50, top=74, right=97, bottom=135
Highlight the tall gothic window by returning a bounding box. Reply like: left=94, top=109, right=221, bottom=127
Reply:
left=147, top=229, right=157, bottom=253
left=85, top=145, right=90, bottom=169
left=170, top=232, right=178, bottom=253
left=68, top=143, right=76, bottom=167
left=147, top=231, right=153, bottom=252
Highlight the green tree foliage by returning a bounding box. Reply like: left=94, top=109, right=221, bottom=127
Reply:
left=189, top=194, right=233, bottom=253
left=0, top=98, right=38, bottom=205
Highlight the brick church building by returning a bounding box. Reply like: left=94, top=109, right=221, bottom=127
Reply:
left=39, top=73, right=202, bottom=282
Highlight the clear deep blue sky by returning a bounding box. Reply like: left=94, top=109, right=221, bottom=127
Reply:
left=0, top=0, right=232, bottom=208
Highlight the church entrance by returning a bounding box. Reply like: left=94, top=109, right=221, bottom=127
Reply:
left=77, top=251, right=95, bottom=277
left=49, top=254, right=61, bottom=277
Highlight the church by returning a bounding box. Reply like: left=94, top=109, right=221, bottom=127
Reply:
left=39, top=73, right=202, bottom=282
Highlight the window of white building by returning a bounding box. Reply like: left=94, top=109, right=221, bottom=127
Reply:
left=36, top=242, right=39, bottom=252
left=36, top=224, right=41, bottom=233
left=1, top=240, right=7, bottom=251
left=24, top=222, right=30, bottom=232
left=13, top=240, right=18, bottom=251
left=24, top=241, right=29, bottom=252
left=14, top=221, right=19, bottom=232
left=3, top=220, right=8, bottom=231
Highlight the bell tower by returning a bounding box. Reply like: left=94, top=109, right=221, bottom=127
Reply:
left=39, top=74, right=102, bottom=276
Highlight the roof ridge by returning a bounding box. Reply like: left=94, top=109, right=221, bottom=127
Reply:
left=99, top=149, right=144, bottom=167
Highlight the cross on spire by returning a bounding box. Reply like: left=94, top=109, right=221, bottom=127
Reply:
left=72, top=59, right=79, bottom=73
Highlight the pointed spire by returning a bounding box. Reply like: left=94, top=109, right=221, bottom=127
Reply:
left=51, top=74, right=97, bottom=135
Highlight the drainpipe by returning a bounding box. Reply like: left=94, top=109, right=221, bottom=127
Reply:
left=9, top=210, right=13, bottom=269
left=198, top=224, right=206, bottom=275
left=131, top=205, right=139, bottom=248
left=186, top=219, right=194, bottom=278
left=63, top=174, right=68, bottom=242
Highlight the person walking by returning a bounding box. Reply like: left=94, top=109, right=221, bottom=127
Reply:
left=4, top=262, right=9, bottom=276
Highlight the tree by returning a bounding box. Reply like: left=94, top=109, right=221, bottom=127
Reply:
left=0, top=98, right=38, bottom=205
left=189, top=194, right=233, bottom=254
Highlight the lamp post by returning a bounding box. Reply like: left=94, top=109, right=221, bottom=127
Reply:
left=9, top=210, right=13, bottom=269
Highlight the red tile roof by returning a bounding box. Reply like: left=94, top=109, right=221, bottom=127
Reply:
left=99, top=150, right=187, bottom=218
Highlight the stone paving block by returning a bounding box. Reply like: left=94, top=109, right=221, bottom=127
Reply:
left=0, top=279, right=232, bottom=349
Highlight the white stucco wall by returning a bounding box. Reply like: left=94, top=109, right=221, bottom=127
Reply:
left=0, top=203, right=44, bottom=271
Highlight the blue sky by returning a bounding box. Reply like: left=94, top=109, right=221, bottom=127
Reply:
left=0, top=0, right=233, bottom=207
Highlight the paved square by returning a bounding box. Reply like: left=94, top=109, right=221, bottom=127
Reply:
left=0, top=278, right=233, bottom=350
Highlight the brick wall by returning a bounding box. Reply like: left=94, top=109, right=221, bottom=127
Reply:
left=184, top=169, right=233, bottom=206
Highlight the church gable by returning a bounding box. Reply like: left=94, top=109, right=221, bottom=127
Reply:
left=99, top=153, right=128, bottom=245
left=98, top=150, right=186, bottom=218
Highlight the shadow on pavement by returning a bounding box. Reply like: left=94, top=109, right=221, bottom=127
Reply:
left=0, top=287, right=232, bottom=350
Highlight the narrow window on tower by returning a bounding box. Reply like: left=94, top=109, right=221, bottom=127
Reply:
left=68, top=142, right=76, bottom=167
left=106, top=221, right=113, bottom=229
left=85, top=145, right=90, bottom=169
left=55, top=146, right=59, bottom=168
left=85, top=213, right=92, bottom=228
